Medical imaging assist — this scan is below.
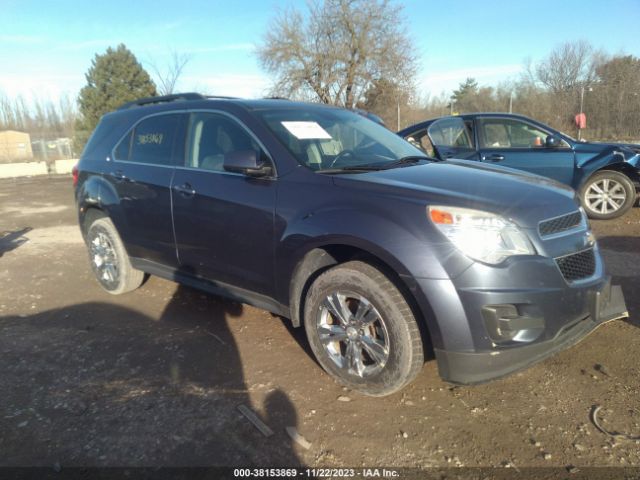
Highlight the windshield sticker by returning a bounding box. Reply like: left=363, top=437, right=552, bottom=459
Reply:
left=281, top=121, right=332, bottom=140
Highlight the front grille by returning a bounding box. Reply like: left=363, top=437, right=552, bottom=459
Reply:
left=555, top=248, right=596, bottom=282
left=539, top=211, right=583, bottom=237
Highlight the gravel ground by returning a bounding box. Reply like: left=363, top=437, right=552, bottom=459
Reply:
left=0, top=175, right=639, bottom=476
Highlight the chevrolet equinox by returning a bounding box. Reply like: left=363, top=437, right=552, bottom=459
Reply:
left=74, top=93, right=628, bottom=396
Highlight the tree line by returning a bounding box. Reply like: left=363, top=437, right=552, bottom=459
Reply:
left=414, top=42, right=640, bottom=141
left=1, top=0, right=638, bottom=161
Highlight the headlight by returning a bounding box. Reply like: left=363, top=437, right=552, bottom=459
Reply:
left=428, top=206, right=535, bottom=264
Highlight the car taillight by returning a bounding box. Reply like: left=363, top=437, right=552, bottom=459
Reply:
left=72, top=164, right=79, bottom=187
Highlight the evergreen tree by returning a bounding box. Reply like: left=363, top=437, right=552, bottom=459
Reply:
left=451, top=78, right=478, bottom=105
left=74, top=44, right=156, bottom=152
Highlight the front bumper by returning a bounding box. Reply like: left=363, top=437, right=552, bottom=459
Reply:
left=434, top=277, right=628, bottom=384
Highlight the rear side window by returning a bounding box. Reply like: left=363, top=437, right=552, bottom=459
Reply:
left=114, top=131, right=133, bottom=160
left=114, top=114, right=180, bottom=165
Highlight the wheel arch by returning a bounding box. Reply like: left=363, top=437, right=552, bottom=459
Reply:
left=579, top=163, right=640, bottom=191
left=288, top=243, right=436, bottom=358
left=80, top=206, right=108, bottom=237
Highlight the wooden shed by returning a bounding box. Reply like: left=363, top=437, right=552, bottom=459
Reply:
left=0, top=130, right=34, bottom=162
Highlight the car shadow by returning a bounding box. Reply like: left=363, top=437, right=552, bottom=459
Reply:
left=0, top=288, right=303, bottom=467
left=0, top=227, right=32, bottom=258
left=598, top=235, right=640, bottom=328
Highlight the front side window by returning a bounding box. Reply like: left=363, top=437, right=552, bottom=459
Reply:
left=185, top=113, right=264, bottom=171
left=405, top=128, right=436, bottom=157
left=479, top=118, right=567, bottom=149
left=114, top=114, right=180, bottom=165
left=255, top=107, right=425, bottom=172
left=427, top=117, right=474, bottom=149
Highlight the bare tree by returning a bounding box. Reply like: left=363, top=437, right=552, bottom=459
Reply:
left=535, top=40, right=600, bottom=93
left=257, top=0, right=417, bottom=109
left=147, top=50, right=192, bottom=96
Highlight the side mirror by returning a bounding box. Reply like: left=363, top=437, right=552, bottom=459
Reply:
left=224, top=150, right=272, bottom=177
left=545, top=135, right=560, bottom=148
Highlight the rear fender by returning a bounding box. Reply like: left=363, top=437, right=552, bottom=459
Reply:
left=76, top=175, right=125, bottom=234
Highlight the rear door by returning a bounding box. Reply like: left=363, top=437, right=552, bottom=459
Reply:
left=476, top=116, right=575, bottom=184
left=107, top=113, right=184, bottom=266
left=171, top=111, right=277, bottom=296
left=426, top=117, right=478, bottom=160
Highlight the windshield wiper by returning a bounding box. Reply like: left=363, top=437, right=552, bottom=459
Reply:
left=376, top=155, right=430, bottom=169
left=340, top=155, right=430, bottom=171
left=318, top=155, right=431, bottom=174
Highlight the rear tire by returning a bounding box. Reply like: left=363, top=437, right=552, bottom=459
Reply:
left=580, top=171, right=635, bottom=220
left=304, top=261, right=424, bottom=396
left=86, top=218, right=144, bottom=295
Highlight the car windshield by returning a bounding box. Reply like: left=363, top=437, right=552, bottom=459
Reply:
left=255, top=107, right=428, bottom=172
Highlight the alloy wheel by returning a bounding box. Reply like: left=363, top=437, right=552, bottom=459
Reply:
left=585, top=178, right=627, bottom=215
left=90, top=230, right=119, bottom=287
left=316, top=291, right=390, bottom=378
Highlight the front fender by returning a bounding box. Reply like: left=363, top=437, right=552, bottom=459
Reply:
left=575, top=148, right=638, bottom=189
left=277, top=206, right=470, bottom=288
left=276, top=202, right=473, bottom=329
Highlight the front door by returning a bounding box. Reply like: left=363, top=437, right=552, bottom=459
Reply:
left=171, top=111, right=277, bottom=296
left=427, top=117, right=478, bottom=160
left=475, top=116, right=575, bottom=185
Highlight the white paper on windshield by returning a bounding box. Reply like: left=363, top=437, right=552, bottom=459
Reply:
left=281, top=121, right=332, bottom=140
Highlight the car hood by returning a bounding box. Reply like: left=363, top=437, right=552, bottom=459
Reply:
left=332, top=160, right=579, bottom=228
left=574, top=140, right=640, bottom=154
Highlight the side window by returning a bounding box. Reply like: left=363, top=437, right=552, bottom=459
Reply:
left=405, top=129, right=435, bottom=157
left=427, top=118, right=474, bottom=149
left=114, top=114, right=180, bottom=165
left=480, top=119, right=566, bottom=149
left=114, top=130, right=133, bottom=161
left=186, top=113, right=265, bottom=172
left=483, top=122, right=511, bottom=147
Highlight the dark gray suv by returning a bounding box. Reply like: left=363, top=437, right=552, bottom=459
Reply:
left=74, top=93, right=628, bottom=396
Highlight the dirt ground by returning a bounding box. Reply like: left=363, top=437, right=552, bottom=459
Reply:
left=1, top=175, right=639, bottom=475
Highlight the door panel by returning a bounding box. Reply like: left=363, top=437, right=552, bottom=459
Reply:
left=106, top=113, right=184, bottom=266
left=476, top=117, right=575, bottom=185
left=171, top=112, right=276, bottom=296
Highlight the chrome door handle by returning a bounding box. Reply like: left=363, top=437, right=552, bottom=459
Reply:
left=173, top=183, right=196, bottom=197
left=483, top=154, right=505, bottom=162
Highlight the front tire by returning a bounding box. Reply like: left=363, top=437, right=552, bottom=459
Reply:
left=86, top=217, right=144, bottom=295
left=304, top=261, right=424, bottom=396
left=580, top=171, right=635, bottom=220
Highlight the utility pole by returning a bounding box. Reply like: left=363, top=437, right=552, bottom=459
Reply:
left=397, top=99, right=400, bottom=131
left=509, top=91, right=514, bottom=114
left=578, top=85, right=585, bottom=140
left=578, top=86, right=592, bottom=141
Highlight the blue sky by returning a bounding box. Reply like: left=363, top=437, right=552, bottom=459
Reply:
left=1, top=0, right=639, bottom=103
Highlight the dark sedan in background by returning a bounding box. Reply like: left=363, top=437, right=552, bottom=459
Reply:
left=399, top=113, right=640, bottom=219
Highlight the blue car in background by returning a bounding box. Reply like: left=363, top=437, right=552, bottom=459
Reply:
left=399, top=113, right=640, bottom=219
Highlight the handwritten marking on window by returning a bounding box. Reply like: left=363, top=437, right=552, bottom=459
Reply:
left=137, top=133, right=164, bottom=145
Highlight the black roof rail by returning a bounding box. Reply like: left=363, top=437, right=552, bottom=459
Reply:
left=263, top=96, right=290, bottom=100
left=117, top=92, right=205, bottom=110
